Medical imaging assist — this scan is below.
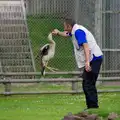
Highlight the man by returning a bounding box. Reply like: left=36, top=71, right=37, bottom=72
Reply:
left=52, top=19, right=103, bottom=110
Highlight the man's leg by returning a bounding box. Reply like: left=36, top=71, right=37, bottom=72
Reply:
left=82, top=71, right=99, bottom=108
left=82, top=59, right=102, bottom=108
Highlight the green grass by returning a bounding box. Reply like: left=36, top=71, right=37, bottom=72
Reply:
left=0, top=93, right=120, bottom=120
left=0, top=83, right=120, bottom=120
left=27, top=15, right=76, bottom=72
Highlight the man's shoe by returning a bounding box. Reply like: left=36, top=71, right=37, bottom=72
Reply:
left=88, top=106, right=99, bottom=109
left=82, top=106, right=99, bottom=112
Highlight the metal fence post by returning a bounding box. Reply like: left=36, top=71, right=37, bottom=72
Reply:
left=95, top=0, right=102, bottom=48
left=74, top=0, right=79, bottom=22
left=95, top=0, right=103, bottom=85
left=71, top=0, right=80, bottom=92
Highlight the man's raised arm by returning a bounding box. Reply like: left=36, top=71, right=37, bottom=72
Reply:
left=52, top=29, right=70, bottom=37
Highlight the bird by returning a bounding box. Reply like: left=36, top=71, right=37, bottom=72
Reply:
left=36, top=33, right=58, bottom=76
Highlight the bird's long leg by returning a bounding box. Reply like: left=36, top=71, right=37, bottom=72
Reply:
left=44, top=62, right=54, bottom=72
left=46, top=66, right=55, bottom=72
left=45, top=62, right=59, bottom=72
left=44, top=62, right=53, bottom=72
left=41, top=66, right=46, bottom=76
left=41, top=59, right=46, bottom=76
left=46, top=66, right=59, bottom=71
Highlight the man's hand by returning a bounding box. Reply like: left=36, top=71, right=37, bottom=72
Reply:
left=82, top=43, right=91, bottom=72
left=85, top=61, right=91, bottom=72
left=52, top=29, right=60, bottom=35
left=52, top=29, right=69, bottom=37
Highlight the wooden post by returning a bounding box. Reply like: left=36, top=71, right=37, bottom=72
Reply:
left=72, top=76, right=78, bottom=92
left=4, top=78, right=11, bottom=96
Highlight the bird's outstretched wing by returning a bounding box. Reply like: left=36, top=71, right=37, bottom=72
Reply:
left=35, top=44, right=49, bottom=60
left=40, top=44, right=50, bottom=56
left=40, top=44, right=50, bottom=72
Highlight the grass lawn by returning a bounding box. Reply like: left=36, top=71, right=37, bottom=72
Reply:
left=0, top=93, right=120, bottom=120
left=0, top=83, right=120, bottom=120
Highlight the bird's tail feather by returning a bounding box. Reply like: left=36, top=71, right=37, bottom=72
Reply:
left=41, top=66, right=45, bottom=76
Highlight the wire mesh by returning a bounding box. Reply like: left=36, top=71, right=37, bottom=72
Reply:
left=0, top=0, right=35, bottom=77
left=102, top=0, right=120, bottom=77
left=25, top=0, right=97, bottom=73
left=0, top=0, right=119, bottom=78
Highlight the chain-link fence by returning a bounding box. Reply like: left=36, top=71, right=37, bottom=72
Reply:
left=0, top=0, right=120, bottom=95
left=102, top=0, right=120, bottom=77
left=0, top=0, right=120, bottom=78
left=0, top=0, right=35, bottom=77
left=25, top=0, right=96, bottom=72
left=25, top=0, right=120, bottom=77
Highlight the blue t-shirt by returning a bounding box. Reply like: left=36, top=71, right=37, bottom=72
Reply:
left=66, top=29, right=87, bottom=45
left=75, top=29, right=87, bottom=46
left=67, top=29, right=103, bottom=61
